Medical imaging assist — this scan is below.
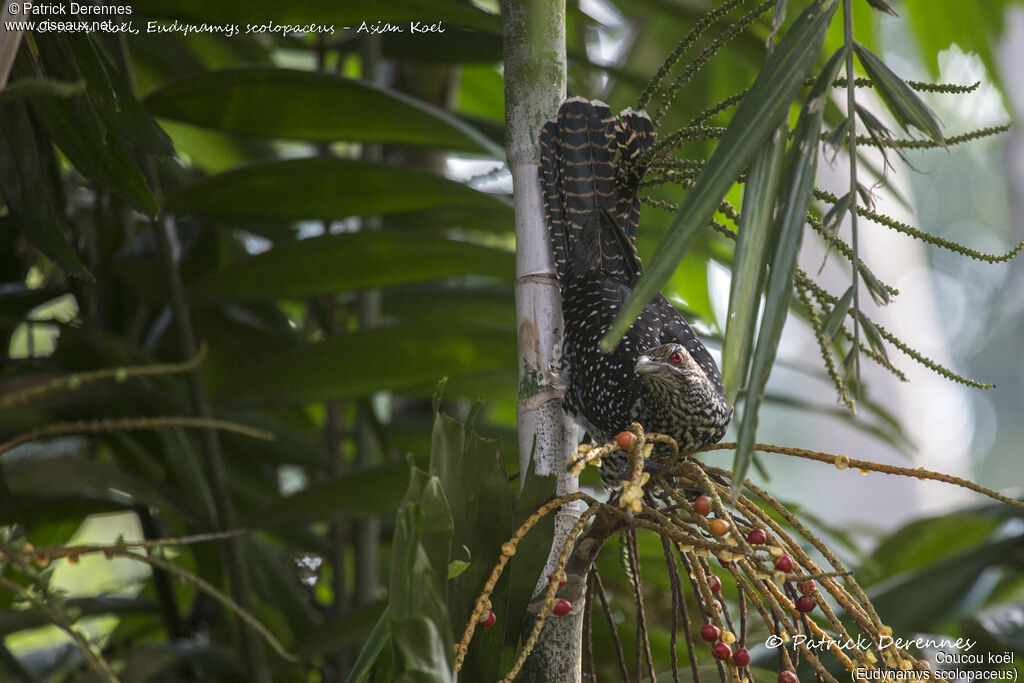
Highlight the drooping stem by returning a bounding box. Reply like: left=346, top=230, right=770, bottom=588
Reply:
left=843, top=0, right=862, bottom=396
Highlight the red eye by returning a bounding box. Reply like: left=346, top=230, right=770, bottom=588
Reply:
left=670, top=351, right=683, bottom=364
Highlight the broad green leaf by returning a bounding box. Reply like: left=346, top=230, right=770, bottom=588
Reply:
left=861, top=512, right=1005, bottom=586
left=602, top=0, right=839, bottom=349
left=164, top=158, right=511, bottom=221
left=0, top=78, right=85, bottom=104
left=247, top=462, right=407, bottom=525
left=389, top=502, right=456, bottom=682
left=145, top=68, right=501, bottom=155
left=732, top=46, right=845, bottom=496
left=0, top=595, right=155, bottom=636
left=345, top=608, right=390, bottom=683
left=64, top=34, right=175, bottom=157
left=215, top=322, right=517, bottom=404
left=383, top=286, right=515, bottom=330
left=189, top=232, right=514, bottom=303
left=866, top=536, right=1016, bottom=630
left=404, top=460, right=456, bottom=595
left=904, top=0, right=1010, bottom=82
left=722, top=123, right=786, bottom=404
left=28, top=89, right=159, bottom=216
left=853, top=42, right=944, bottom=143
left=0, top=100, right=92, bottom=280
left=431, top=416, right=512, bottom=682
left=2, top=454, right=202, bottom=526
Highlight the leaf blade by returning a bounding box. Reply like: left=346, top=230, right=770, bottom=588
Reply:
left=602, top=0, right=840, bottom=349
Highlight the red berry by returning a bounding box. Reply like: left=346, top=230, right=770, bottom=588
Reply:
left=615, top=431, right=635, bottom=450
left=778, top=671, right=799, bottom=683
left=700, top=624, right=720, bottom=642
left=775, top=555, right=794, bottom=573
left=733, top=647, right=751, bottom=667
left=747, top=529, right=767, bottom=545
left=795, top=595, right=815, bottom=613
left=693, top=495, right=712, bottom=516
left=712, top=642, right=732, bottom=660
left=548, top=574, right=567, bottom=587
left=709, top=575, right=722, bottom=594
left=797, top=579, right=816, bottom=595
left=553, top=599, right=572, bottom=616
left=479, top=611, right=496, bottom=628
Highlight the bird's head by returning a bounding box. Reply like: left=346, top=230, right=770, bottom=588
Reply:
left=635, top=343, right=705, bottom=388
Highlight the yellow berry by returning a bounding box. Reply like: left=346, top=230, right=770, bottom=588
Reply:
left=721, top=630, right=736, bottom=644
left=834, top=454, right=850, bottom=470
left=501, top=542, right=516, bottom=556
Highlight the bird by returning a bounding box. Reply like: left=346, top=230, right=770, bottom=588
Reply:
left=538, top=97, right=733, bottom=484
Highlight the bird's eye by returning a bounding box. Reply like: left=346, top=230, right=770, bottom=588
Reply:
left=670, top=351, right=683, bottom=364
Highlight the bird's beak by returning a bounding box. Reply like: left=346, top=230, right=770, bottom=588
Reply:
left=635, top=355, right=659, bottom=375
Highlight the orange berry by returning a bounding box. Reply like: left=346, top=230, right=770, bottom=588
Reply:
left=709, top=519, right=729, bottom=537
left=615, top=431, right=634, bottom=450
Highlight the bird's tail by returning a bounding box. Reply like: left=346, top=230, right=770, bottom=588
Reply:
left=539, top=98, right=655, bottom=285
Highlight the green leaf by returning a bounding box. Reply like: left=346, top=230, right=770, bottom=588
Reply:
left=28, top=88, right=159, bottom=216
left=0, top=100, right=93, bottom=281
left=732, top=45, right=845, bottom=496
left=164, top=157, right=511, bottom=221
left=820, top=191, right=852, bottom=234
left=821, top=285, right=854, bottom=340
left=602, top=0, right=839, bottom=349
left=247, top=462, right=408, bottom=525
left=345, top=608, right=391, bottom=683
left=446, top=560, right=470, bottom=579
left=866, top=535, right=1017, bottom=631
left=64, top=34, right=175, bottom=157
left=722, top=123, right=786, bottom=404
left=853, top=42, right=944, bottom=142
left=858, top=313, right=890, bottom=362
left=0, top=78, right=86, bottom=104
left=144, top=67, right=501, bottom=155
left=189, top=232, right=514, bottom=303
left=430, top=416, right=512, bottom=682
left=388, top=501, right=456, bottom=682
left=858, top=264, right=892, bottom=306
left=1, top=453, right=202, bottom=526
left=215, top=322, right=517, bottom=404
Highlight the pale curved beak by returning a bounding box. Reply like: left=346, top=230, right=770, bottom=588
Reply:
left=635, top=355, right=659, bottom=375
